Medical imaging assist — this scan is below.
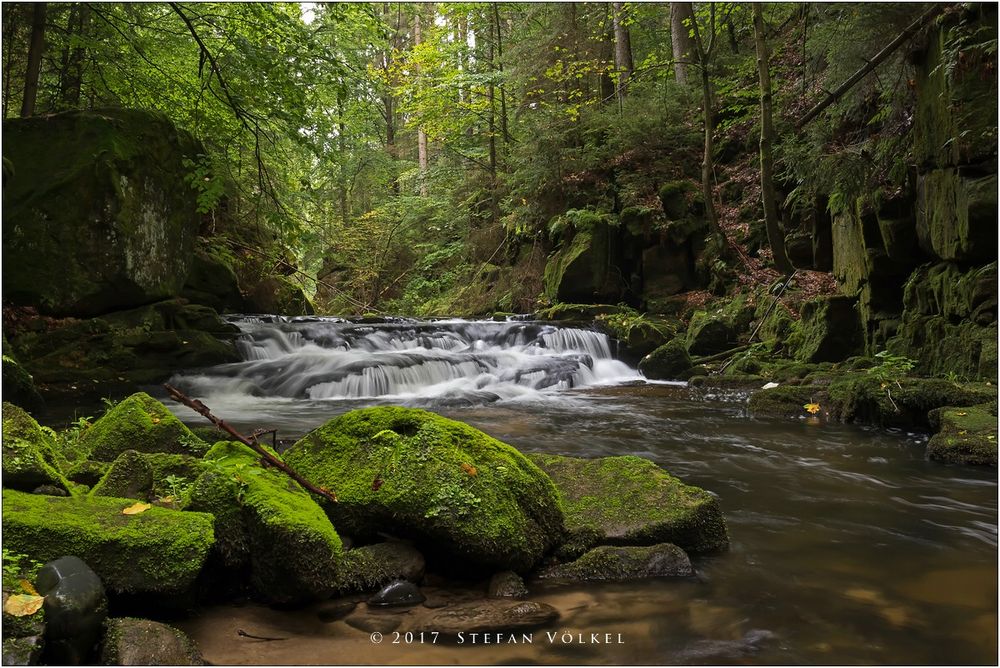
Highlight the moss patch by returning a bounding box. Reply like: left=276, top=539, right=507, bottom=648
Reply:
left=2, top=489, right=214, bottom=595
left=638, top=339, right=694, bottom=381
left=188, top=441, right=343, bottom=604
left=79, top=392, right=207, bottom=461
left=926, top=404, right=998, bottom=466
left=332, top=542, right=426, bottom=594
left=284, top=407, right=565, bottom=572
left=538, top=543, right=693, bottom=581
left=527, top=453, right=727, bottom=559
left=2, top=402, right=71, bottom=493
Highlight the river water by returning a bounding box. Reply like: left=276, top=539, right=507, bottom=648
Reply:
left=161, top=317, right=997, bottom=665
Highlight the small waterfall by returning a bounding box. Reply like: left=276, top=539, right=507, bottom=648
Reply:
left=169, top=317, right=641, bottom=406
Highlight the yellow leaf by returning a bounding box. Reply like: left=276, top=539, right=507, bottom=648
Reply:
left=122, top=502, right=151, bottom=515
left=151, top=417, right=161, bottom=424
left=4, top=594, right=44, bottom=617
left=18, top=580, right=38, bottom=596
left=157, top=496, right=175, bottom=504
left=955, top=411, right=968, bottom=416
left=803, top=403, right=821, bottom=415
left=460, top=462, right=478, bottom=477
left=958, top=430, right=967, bottom=435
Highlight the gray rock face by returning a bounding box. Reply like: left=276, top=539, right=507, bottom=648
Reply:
left=368, top=580, right=426, bottom=608
left=538, top=544, right=693, bottom=581
left=487, top=571, right=528, bottom=599
left=35, top=556, right=108, bottom=665
left=414, top=600, right=559, bottom=636
left=100, top=618, right=204, bottom=665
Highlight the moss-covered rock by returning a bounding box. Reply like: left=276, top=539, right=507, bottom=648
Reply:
left=538, top=543, right=693, bottom=581
left=785, top=296, right=865, bottom=363
left=543, top=222, right=625, bottom=304
left=245, top=276, right=314, bottom=316
left=596, top=313, right=681, bottom=362
left=2, top=354, right=43, bottom=412
left=66, top=460, right=110, bottom=487
left=2, top=109, right=202, bottom=317
left=332, top=542, right=426, bottom=594
left=747, top=385, right=824, bottom=419
left=187, top=441, right=343, bottom=605
left=89, top=451, right=153, bottom=501
left=79, top=393, right=207, bottom=462
left=2, top=403, right=71, bottom=494
left=284, top=407, right=565, bottom=572
left=926, top=405, right=998, bottom=466
left=1, top=490, right=214, bottom=595
left=535, top=303, right=628, bottom=321
left=100, top=618, right=204, bottom=665
left=686, top=298, right=753, bottom=357
left=638, top=339, right=694, bottom=381
left=527, top=453, right=727, bottom=559
left=181, top=246, right=244, bottom=314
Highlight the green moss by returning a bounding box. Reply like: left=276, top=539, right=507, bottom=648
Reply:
left=926, top=405, right=997, bottom=466
left=284, top=407, right=565, bottom=572
left=539, top=543, right=692, bottom=581
left=90, top=450, right=154, bottom=500
left=2, top=354, right=43, bottom=412
left=784, top=296, right=864, bottom=363
left=543, top=231, right=594, bottom=302
left=188, top=441, right=343, bottom=604
left=67, top=460, right=111, bottom=487
left=638, top=339, right=694, bottom=381
left=2, top=489, right=214, bottom=595
left=535, top=303, right=627, bottom=321
left=79, top=392, right=208, bottom=461
left=2, top=402, right=71, bottom=493
left=527, top=453, right=727, bottom=559
left=747, top=385, right=824, bottom=419
left=332, top=542, right=425, bottom=594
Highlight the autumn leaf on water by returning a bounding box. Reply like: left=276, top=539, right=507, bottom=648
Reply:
left=4, top=594, right=44, bottom=617
left=122, top=502, right=151, bottom=515
left=460, top=462, right=478, bottom=476
left=803, top=403, right=821, bottom=415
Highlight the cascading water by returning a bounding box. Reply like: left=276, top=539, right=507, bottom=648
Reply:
left=168, top=316, right=641, bottom=410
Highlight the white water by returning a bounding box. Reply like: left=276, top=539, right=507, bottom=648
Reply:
left=168, top=316, right=641, bottom=407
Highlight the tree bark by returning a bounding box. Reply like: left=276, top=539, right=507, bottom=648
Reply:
left=612, top=2, right=633, bottom=100
left=753, top=3, right=793, bottom=274
left=20, top=2, right=47, bottom=118
left=3, top=4, right=20, bottom=117
left=670, top=2, right=694, bottom=85
left=493, top=3, right=509, bottom=147
left=59, top=2, right=89, bottom=107
left=414, top=8, right=428, bottom=196
left=689, top=4, right=725, bottom=250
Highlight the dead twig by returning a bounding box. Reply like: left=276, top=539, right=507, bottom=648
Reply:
left=164, top=384, right=337, bottom=503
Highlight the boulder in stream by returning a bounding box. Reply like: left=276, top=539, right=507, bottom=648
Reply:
left=35, top=556, right=107, bottom=665
left=333, top=541, right=426, bottom=594
left=487, top=571, right=528, bottom=599
left=284, top=407, right=565, bottom=573
left=527, top=453, right=728, bottom=558
left=537, top=543, right=693, bottom=581
left=79, top=392, right=209, bottom=462
left=926, top=404, right=998, bottom=466
left=100, top=618, right=204, bottom=665
left=638, top=339, right=695, bottom=380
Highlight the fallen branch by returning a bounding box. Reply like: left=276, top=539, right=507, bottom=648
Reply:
left=237, top=629, right=287, bottom=642
left=164, top=384, right=337, bottom=503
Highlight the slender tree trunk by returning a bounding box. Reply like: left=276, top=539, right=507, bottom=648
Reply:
left=753, top=3, right=793, bottom=274
left=59, top=2, right=89, bottom=107
left=382, top=3, right=399, bottom=195
left=414, top=8, right=428, bottom=196
left=689, top=3, right=726, bottom=252
left=670, top=2, right=694, bottom=84
left=487, top=19, right=497, bottom=184
left=3, top=5, right=20, bottom=117
left=337, top=92, right=348, bottom=226
left=21, top=2, right=47, bottom=118
left=493, top=3, right=509, bottom=148
left=612, top=2, right=633, bottom=100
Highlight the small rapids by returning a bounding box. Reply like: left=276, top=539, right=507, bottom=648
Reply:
left=168, top=316, right=641, bottom=407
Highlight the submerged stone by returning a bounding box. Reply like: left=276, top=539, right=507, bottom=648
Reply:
left=284, top=407, right=565, bottom=572
left=2, top=489, right=214, bottom=596
left=368, top=580, right=425, bottom=607
left=538, top=543, right=693, bottom=581
left=35, top=556, right=107, bottom=666
left=528, top=453, right=728, bottom=558
left=79, top=392, right=208, bottom=462
left=487, top=571, right=528, bottom=599
left=100, top=618, right=204, bottom=666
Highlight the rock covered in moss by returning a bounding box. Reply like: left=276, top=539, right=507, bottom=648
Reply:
left=2, top=403, right=70, bottom=494
left=926, top=404, right=998, bottom=466
left=1, top=490, right=214, bottom=595
left=2, top=354, right=43, bottom=412
left=527, top=454, right=728, bottom=558
left=100, top=618, right=204, bottom=665
left=79, top=393, right=207, bottom=462
left=245, top=276, right=315, bottom=316
left=66, top=461, right=110, bottom=487
left=333, top=542, right=425, bottom=594
left=639, top=339, right=695, bottom=381
left=89, top=451, right=153, bottom=501
left=2, top=109, right=202, bottom=317
left=90, top=451, right=205, bottom=506
left=747, top=385, right=824, bottom=419
left=535, top=303, right=628, bottom=322
left=538, top=543, right=693, bottom=581
left=181, top=246, right=244, bottom=314
left=487, top=571, right=528, bottom=599
left=284, top=407, right=565, bottom=572
left=187, top=441, right=343, bottom=605
left=785, top=296, right=865, bottom=363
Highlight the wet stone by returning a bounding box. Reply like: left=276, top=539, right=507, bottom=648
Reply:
left=35, top=556, right=107, bottom=665
left=413, top=600, right=559, bottom=636
left=30, top=485, right=69, bottom=497
left=316, top=599, right=357, bottom=623
left=345, top=613, right=403, bottom=634
left=368, top=580, right=425, bottom=608
left=487, top=571, right=528, bottom=599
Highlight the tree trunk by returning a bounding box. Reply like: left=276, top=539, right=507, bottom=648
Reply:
left=753, top=3, right=793, bottom=274
left=670, top=2, right=694, bottom=85
left=3, top=5, right=20, bottom=117
left=20, top=2, right=47, bottom=118
left=337, top=92, right=348, bottom=227
left=689, top=5, right=725, bottom=249
left=414, top=8, right=428, bottom=196
left=493, top=3, right=509, bottom=147
left=59, top=2, right=89, bottom=107
left=382, top=3, right=399, bottom=195
left=612, top=2, right=633, bottom=100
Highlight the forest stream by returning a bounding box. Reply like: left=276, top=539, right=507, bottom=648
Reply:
left=138, top=317, right=999, bottom=665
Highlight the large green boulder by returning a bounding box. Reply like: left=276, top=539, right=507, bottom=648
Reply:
left=543, top=222, right=624, bottom=304
left=2, top=354, right=43, bottom=412
left=89, top=450, right=204, bottom=505
left=527, top=454, right=728, bottom=559
left=187, top=441, right=343, bottom=605
left=786, top=296, right=865, bottom=363
left=926, top=404, right=998, bottom=466
left=2, top=109, right=202, bottom=317
left=1, top=490, right=214, bottom=595
left=284, top=407, right=566, bottom=572
left=638, top=339, right=694, bottom=380
left=2, top=403, right=70, bottom=494
left=78, top=393, right=208, bottom=462
left=181, top=246, right=244, bottom=313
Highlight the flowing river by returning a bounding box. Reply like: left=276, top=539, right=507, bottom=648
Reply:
left=158, top=317, right=996, bottom=665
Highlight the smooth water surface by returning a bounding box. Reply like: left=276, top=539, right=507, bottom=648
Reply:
left=163, top=319, right=997, bottom=665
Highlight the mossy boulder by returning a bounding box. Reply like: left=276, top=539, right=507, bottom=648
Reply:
left=181, top=246, right=244, bottom=314
left=332, top=542, right=426, bottom=594
left=785, top=296, right=865, bottom=363
left=596, top=314, right=681, bottom=362
left=100, top=618, right=204, bottom=666
left=245, top=276, right=314, bottom=316
left=2, top=109, right=202, bottom=317
left=527, top=454, right=728, bottom=559
left=187, top=441, right=343, bottom=605
left=538, top=543, right=693, bottom=581
left=2, top=354, right=43, bottom=412
left=543, top=222, right=624, bottom=304
left=638, top=339, right=694, bottom=381
left=89, top=451, right=204, bottom=505
left=78, top=393, right=208, bottom=462
left=1, top=490, right=214, bottom=595
left=926, top=405, right=998, bottom=466
left=747, top=385, right=824, bottom=419
left=535, top=303, right=628, bottom=321
left=2, top=403, right=71, bottom=494
left=284, top=407, right=565, bottom=572
left=66, top=460, right=110, bottom=487
left=686, top=299, right=753, bottom=357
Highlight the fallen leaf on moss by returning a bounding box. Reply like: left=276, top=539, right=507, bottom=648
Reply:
left=122, top=502, right=151, bottom=515
left=955, top=411, right=968, bottom=416
left=803, top=403, right=821, bottom=415
left=461, top=462, right=478, bottom=476
left=4, top=594, right=44, bottom=617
